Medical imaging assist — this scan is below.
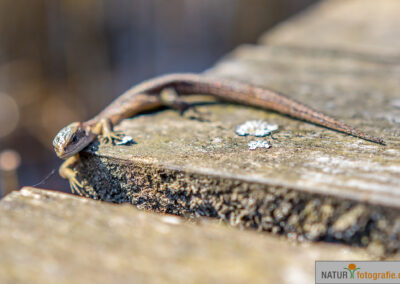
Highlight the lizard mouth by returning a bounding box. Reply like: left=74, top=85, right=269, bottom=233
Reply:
left=53, top=145, right=69, bottom=159
left=52, top=136, right=74, bottom=159
left=57, top=151, right=70, bottom=159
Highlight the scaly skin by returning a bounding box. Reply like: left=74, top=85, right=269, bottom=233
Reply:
left=53, top=73, right=385, bottom=195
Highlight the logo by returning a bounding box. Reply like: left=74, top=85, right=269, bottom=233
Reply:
left=316, top=261, right=400, bottom=283
left=344, top=263, right=360, bottom=279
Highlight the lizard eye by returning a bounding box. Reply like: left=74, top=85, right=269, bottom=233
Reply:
left=71, top=134, right=78, bottom=144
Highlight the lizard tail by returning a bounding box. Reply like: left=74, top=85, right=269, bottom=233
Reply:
left=252, top=88, right=385, bottom=145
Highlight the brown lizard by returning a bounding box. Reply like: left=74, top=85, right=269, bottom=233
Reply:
left=52, top=73, right=384, bottom=194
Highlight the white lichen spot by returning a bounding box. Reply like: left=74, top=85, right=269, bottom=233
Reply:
left=392, top=99, right=400, bottom=109
left=161, top=215, right=182, bottom=225
left=284, top=264, right=313, bottom=284
left=116, top=135, right=134, bottom=145
left=235, top=120, right=278, bottom=137
left=248, top=140, right=271, bottom=150
left=212, top=137, right=222, bottom=144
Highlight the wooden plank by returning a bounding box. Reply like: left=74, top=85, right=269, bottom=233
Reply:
left=0, top=188, right=373, bottom=284
left=71, top=0, right=400, bottom=255
left=260, top=0, right=400, bottom=58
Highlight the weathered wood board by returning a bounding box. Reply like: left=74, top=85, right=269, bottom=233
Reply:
left=0, top=188, right=373, bottom=284
left=71, top=0, right=400, bottom=254
left=261, top=0, right=400, bottom=58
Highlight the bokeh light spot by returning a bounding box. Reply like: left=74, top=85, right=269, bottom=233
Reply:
left=0, top=93, right=19, bottom=138
left=0, top=149, right=21, bottom=171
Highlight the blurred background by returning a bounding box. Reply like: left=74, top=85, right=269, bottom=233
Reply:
left=0, top=0, right=318, bottom=196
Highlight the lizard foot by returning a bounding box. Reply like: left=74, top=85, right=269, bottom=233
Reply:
left=68, top=171, right=83, bottom=194
left=63, top=167, right=84, bottom=195
left=99, top=130, right=125, bottom=145
left=66, top=169, right=96, bottom=197
left=93, top=119, right=127, bottom=145
left=59, top=155, right=95, bottom=197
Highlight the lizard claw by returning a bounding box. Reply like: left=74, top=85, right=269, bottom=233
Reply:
left=68, top=170, right=96, bottom=197
left=99, top=131, right=125, bottom=145
left=59, top=155, right=96, bottom=197
left=69, top=173, right=83, bottom=194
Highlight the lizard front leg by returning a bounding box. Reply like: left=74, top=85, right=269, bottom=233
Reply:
left=92, top=118, right=125, bottom=145
left=59, top=154, right=94, bottom=196
left=94, top=90, right=192, bottom=145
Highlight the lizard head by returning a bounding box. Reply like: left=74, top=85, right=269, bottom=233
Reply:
left=53, top=122, right=92, bottom=159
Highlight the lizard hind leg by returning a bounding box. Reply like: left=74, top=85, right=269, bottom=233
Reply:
left=160, top=88, right=193, bottom=115
left=159, top=87, right=211, bottom=122
left=94, top=118, right=125, bottom=145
